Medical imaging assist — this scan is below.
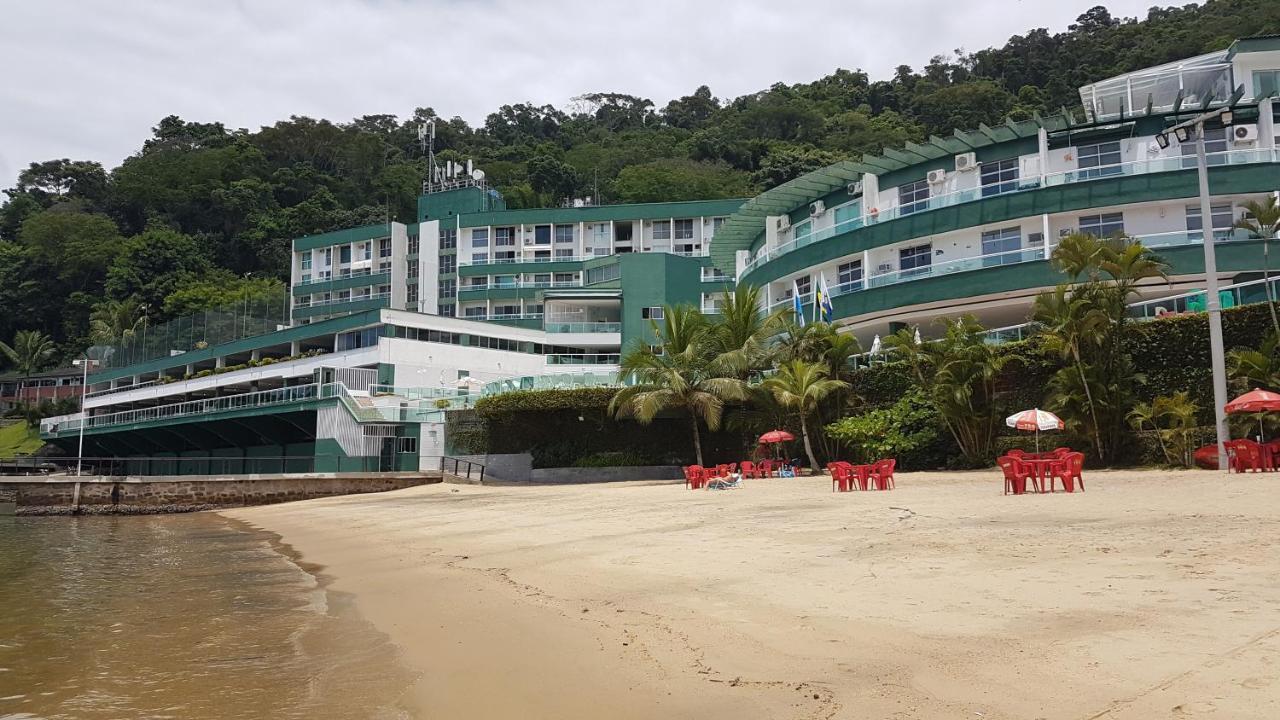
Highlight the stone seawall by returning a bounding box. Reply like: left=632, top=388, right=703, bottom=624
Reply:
left=3, top=472, right=440, bottom=515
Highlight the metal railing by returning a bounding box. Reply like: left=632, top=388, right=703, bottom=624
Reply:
left=43, top=383, right=331, bottom=435
left=459, top=280, right=583, bottom=291
left=742, top=147, right=1280, bottom=277
left=294, top=292, right=390, bottom=309
left=544, top=321, right=621, bottom=333
left=294, top=268, right=386, bottom=288
left=441, top=456, right=485, bottom=482
left=460, top=254, right=593, bottom=267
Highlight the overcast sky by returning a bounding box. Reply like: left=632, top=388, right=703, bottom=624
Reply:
left=1, top=0, right=1159, bottom=188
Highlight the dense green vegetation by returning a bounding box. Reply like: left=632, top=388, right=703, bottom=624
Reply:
left=0, top=421, right=44, bottom=458
left=2, top=1, right=1277, bottom=371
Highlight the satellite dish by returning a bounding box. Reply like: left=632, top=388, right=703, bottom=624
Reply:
left=471, top=169, right=485, bottom=181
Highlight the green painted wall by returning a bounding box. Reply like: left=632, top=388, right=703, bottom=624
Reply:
left=294, top=223, right=394, bottom=252
left=418, top=187, right=504, bottom=223
left=617, top=253, right=710, bottom=348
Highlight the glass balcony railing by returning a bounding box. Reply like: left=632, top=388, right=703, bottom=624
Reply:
left=294, top=292, right=390, bottom=309
left=459, top=280, right=583, bottom=291
left=43, top=383, right=329, bottom=435
left=545, top=354, right=621, bottom=366
left=742, top=148, right=1280, bottom=277
left=460, top=254, right=593, bottom=267
left=544, top=322, right=622, bottom=334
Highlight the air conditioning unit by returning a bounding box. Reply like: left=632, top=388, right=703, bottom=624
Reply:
left=955, top=152, right=978, bottom=172
left=876, top=263, right=895, bottom=274
left=809, top=200, right=826, bottom=217
left=1233, top=125, right=1259, bottom=144
left=775, top=215, right=791, bottom=232
left=847, top=180, right=863, bottom=196
left=926, top=168, right=948, bottom=185
left=1059, top=228, right=1075, bottom=238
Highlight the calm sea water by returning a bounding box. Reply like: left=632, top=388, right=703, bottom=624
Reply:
left=0, top=507, right=418, bottom=719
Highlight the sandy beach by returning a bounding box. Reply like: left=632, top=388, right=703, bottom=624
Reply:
left=223, top=469, right=1280, bottom=719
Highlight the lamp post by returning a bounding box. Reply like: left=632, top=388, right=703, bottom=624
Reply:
left=72, top=356, right=98, bottom=477
left=1156, top=107, right=1235, bottom=470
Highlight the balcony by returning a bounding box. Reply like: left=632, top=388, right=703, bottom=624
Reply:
left=545, top=353, right=620, bottom=366
left=544, top=322, right=622, bottom=333
left=459, top=254, right=593, bottom=267
left=742, top=148, right=1280, bottom=278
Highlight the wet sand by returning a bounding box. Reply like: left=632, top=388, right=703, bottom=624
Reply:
left=224, top=469, right=1280, bottom=719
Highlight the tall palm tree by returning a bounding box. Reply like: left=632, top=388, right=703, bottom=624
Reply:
left=1032, top=285, right=1108, bottom=459
left=708, top=284, right=786, bottom=378
left=1233, top=196, right=1280, bottom=336
left=89, top=298, right=145, bottom=346
left=610, top=305, right=746, bottom=466
left=0, top=330, right=56, bottom=377
left=761, top=359, right=848, bottom=471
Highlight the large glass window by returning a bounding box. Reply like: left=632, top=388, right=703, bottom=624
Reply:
left=792, top=220, right=812, bottom=244
left=1181, top=127, right=1229, bottom=167
left=439, top=229, right=455, bottom=249
left=794, top=275, right=812, bottom=298
left=898, top=180, right=931, bottom=216
left=837, top=260, right=863, bottom=292
left=464, top=306, right=488, bottom=318
left=586, top=264, right=621, bottom=284
left=980, top=226, right=1022, bottom=266
left=1253, top=70, right=1280, bottom=100
left=534, top=225, right=551, bottom=245
left=673, top=219, right=695, bottom=240
left=652, top=220, right=671, bottom=240
left=899, top=244, right=932, bottom=277
left=379, top=238, right=392, bottom=258
left=471, top=228, right=489, bottom=247
left=439, top=303, right=455, bottom=317
left=834, top=201, right=861, bottom=228
left=1077, top=141, right=1122, bottom=178
left=300, top=252, right=312, bottom=270
left=438, top=279, right=455, bottom=298
left=494, top=227, right=515, bottom=247
left=439, top=254, right=456, bottom=274
left=1185, top=203, right=1235, bottom=241
left=1078, top=212, right=1125, bottom=238
left=980, top=159, right=1020, bottom=197
left=339, top=245, right=352, bottom=264
left=554, top=224, right=575, bottom=243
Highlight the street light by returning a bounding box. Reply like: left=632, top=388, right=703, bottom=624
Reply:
left=72, top=356, right=98, bottom=477
left=1158, top=106, right=1235, bottom=470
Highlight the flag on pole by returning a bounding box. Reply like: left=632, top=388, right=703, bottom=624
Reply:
left=792, top=279, right=806, bottom=327
left=817, top=273, right=834, bottom=323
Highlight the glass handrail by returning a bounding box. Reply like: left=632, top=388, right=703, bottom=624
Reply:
left=544, top=322, right=621, bottom=333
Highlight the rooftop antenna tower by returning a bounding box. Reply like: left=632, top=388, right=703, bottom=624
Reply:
left=419, top=120, right=437, bottom=194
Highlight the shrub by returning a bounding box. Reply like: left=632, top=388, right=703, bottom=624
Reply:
left=825, top=389, right=941, bottom=467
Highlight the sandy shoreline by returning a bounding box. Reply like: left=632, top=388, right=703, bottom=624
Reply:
left=223, top=470, right=1280, bottom=719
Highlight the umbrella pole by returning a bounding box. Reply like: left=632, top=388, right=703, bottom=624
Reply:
left=1035, top=427, right=1040, bottom=453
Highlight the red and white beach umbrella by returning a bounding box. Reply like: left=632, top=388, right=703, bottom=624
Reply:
left=1005, top=408, right=1064, bottom=451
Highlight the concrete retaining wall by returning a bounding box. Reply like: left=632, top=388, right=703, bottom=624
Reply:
left=529, top=465, right=682, bottom=484
left=2, top=472, right=440, bottom=515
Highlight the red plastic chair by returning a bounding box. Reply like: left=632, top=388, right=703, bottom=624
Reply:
left=1266, top=441, right=1280, bottom=472
left=997, top=456, right=1038, bottom=495
left=740, top=460, right=759, bottom=479
left=829, top=464, right=853, bottom=492
left=1048, top=452, right=1085, bottom=492
left=1228, top=440, right=1267, bottom=473
left=869, top=458, right=896, bottom=490
left=758, top=459, right=775, bottom=478
left=683, top=465, right=708, bottom=489
left=1007, top=449, right=1028, bottom=460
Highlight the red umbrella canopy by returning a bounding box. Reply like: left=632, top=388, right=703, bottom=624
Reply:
left=759, top=429, right=795, bottom=444
left=1224, top=388, right=1280, bottom=414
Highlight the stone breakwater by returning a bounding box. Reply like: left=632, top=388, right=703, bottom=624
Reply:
left=2, top=473, right=440, bottom=515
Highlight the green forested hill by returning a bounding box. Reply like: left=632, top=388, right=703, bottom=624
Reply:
left=1, top=1, right=1277, bottom=367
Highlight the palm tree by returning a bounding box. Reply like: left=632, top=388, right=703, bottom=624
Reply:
left=761, top=360, right=848, bottom=471
left=0, top=330, right=56, bottom=377
left=1032, top=285, right=1107, bottom=459
left=610, top=305, right=746, bottom=466
left=1233, top=196, right=1280, bottom=336
left=1228, top=330, right=1280, bottom=391
left=708, top=284, right=786, bottom=378
left=89, top=298, right=145, bottom=346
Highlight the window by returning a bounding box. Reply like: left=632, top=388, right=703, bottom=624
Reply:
left=397, top=437, right=417, bottom=454
left=471, top=228, right=489, bottom=247
left=531, top=273, right=551, bottom=287
left=439, top=279, right=456, bottom=298
left=526, top=303, right=543, bottom=316
left=464, top=306, right=487, bottom=318
left=339, top=245, right=352, bottom=264
left=439, top=254, right=456, bottom=274
left=494, top=227, right=515, bottom=247
left=322, top=248, right=332, bottom=265
left=1186, top=203, right=1235, bottom=241
left=837, top=260, right=863, bottom=291
left=534, top=225, right=551, bottom=245
left=301, top=274, right=311, bottom=284
left=1078, top=212, right=1125, bottom=239
left=1077, top=141, right=1123, bottom=178
left=701, top=293, right=724, bottom=313
left=586, top=264, right=621, bottom=284
left=471, top=252, right=488, bottom=264
left=439, top=303, right=455, bottom=317
left=899, top=244, right=932, bottom=277
left=673, top=218, right=694, bottom=240
left=1253, top=70, right=1280, bottom=100
left=794, top=275, right=812, bottom=298
left=467, top=276, right=487, bottom=288
left=980, top=158, right=1019, bottom=197
left=980, top=226, right=1022, bottom=266
left=439, top=229, right=456, bottom=250
left=408, top=235, right=420, bottom=255
left=701, top=266, right=731, bottom=282
left=554, top=272, right=576, bottom=286
left=555, top=248, right=575, bottom=258
left=361, top=242, right=372, bottom=261
left=641, top=306, right=665, bottom=320
left=379, top=238, right=392, bottom=258
left=712, top=217, right=725, bottom=233
left=793, top=220, right=812, bottom=244
left=317, top=269, right=331, bottom=281
left=554, top=224, right=574, bottom=243
left=337, top=290, right=351, bottom=301
left=406, top=285, right=418, bottom=305
left=898, top=180, right=931, bottom=216
left=301, top=252, right=312, bottom=270
left=493, top=274, right=517, bottom=288
left=652, top=220, right=671, bottom=240
left=336, top=327, right=379, bottom=351
left=1181, top=127, right=1229, bottom=167
left=834, top=201, right=861, bottom=228
left=376, top=284, right=391, bottom=296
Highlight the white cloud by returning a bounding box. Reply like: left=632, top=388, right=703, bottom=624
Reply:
left=0, top=0, right=1156, bottom=186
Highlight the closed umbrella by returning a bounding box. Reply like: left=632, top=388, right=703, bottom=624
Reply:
left=869, top=334, right=882, bottom=355
left=1005, top=408, right=1064, bottom=452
